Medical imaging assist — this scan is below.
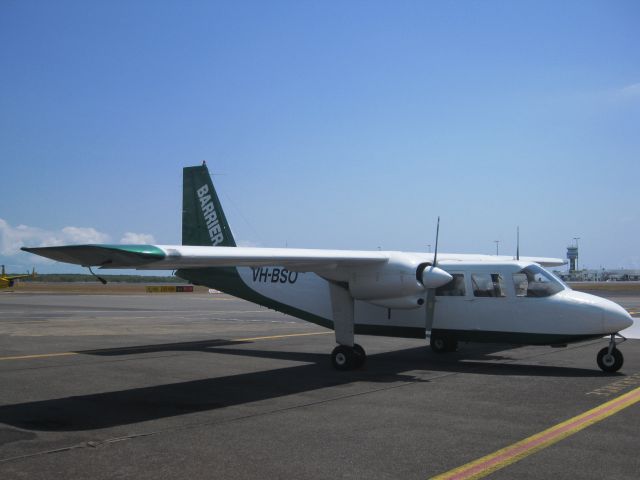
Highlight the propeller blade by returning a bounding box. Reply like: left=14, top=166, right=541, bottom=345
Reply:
left=433, top=216, right=440, bottom=265
left=425, top=288, right=436, bottom=332
left=426, top=216, right=442, bottom=335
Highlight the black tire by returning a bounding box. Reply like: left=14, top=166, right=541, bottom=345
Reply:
left=353, top=343, right=366, bottom=368
left=331, top=345, right=354, bottom=371
left=430, top=334, right=457, bottom=353
left=430, top=335, right=447, bottom=353
left=597, top=347, right=624, bottom=373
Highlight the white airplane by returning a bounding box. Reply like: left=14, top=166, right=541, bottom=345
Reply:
left=22, top=164, right=634, bottom=372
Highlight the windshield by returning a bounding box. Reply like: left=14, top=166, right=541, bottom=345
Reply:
left=512, top=264, right=566, bottom=297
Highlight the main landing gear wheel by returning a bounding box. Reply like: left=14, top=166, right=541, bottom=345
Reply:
left=430, top=334, right=458, bottom=354
left=352, top=343, right=366, bottom=368
left=331, top=344, right=366, bottom=371
left=597, top=347, right=624, bottom=373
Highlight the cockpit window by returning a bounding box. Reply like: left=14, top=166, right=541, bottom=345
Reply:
left=513, top=265, right=565, bottom=297
left=512, top=273, right=529, bottom=297
left=472, top=273, right=506, bottom=297
left=436, top=274, right=466, bottom=296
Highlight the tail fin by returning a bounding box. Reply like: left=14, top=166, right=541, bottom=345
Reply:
left=182, top=164, right=236, bottom=247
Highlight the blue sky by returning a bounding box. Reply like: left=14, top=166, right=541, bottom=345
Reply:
left=1, top=1, right=639, bottom=274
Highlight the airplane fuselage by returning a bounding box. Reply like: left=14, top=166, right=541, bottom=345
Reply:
left=178, top=258, right=631, bottom=347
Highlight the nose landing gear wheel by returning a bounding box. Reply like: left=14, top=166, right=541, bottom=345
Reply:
left=597, top=347, right=624, bottom=373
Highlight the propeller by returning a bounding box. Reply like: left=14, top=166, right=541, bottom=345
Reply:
left=423, top=217, right=451, bottom=334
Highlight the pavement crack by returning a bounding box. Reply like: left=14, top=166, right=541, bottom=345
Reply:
left=0, top=432, right=159, bottom=463
left=0, top=441, right=92, bottom=463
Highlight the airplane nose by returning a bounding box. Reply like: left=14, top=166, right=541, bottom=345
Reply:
left=601, top=300, right=634, bottom=333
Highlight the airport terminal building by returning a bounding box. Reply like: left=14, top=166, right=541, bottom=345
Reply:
left=556, top=269, right=640, bottom=282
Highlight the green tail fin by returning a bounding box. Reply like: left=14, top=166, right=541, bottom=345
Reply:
left=182, top=164, right=236, bottom=247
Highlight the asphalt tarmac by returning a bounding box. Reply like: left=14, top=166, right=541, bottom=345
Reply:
left=0, top=289, right=638, bottom=479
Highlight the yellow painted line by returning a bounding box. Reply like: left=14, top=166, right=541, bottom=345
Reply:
left=431, top=386, right=640, bottom=480
left=0, top=331, right=332, bottom=361
left=235, top=332, right=332, bottom=342
left=0, top=352, right=78, bottom=361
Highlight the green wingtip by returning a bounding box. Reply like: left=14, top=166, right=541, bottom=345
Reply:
left=99, top=244, right=166, bottom=258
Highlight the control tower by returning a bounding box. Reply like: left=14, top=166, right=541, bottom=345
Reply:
left=567, top=246, right=579, bottom=272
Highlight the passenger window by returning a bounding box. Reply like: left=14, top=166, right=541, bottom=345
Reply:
left=436, top=274, right=466, bottom=296
left=472, top=273, right=506, bottom=298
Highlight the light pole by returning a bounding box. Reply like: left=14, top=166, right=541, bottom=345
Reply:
left=494, top=240, right=500, bottom=256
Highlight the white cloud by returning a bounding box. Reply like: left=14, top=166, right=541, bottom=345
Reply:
left=1, top=219, right=44, bottom=255
left=619, top=82, right=640, bottom=98
left=61, top=226, right=110, bottom=244
left=120, top=232, right=156, bottom=244
left=0, top=218, right=110, bottom=256
left=581, top=82, right=640, bottom=106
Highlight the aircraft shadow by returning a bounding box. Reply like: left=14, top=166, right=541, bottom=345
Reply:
left=78, top=338, right=249, bottom=356
left=0, top=341, right=606, bottom=432
left=204, top=343, right=606, bottom=380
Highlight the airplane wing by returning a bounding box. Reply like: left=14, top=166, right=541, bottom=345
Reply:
left=21, top=245, right=169, bottom=268
left=515, top=256, right=566, bottom=267
left=3, top=270, right=36, bottom=281
left=21, top=244, right=565, bottom=273
left=5, top=274, right=31, bottom=280
left=21, top=244, right=389, bottom=271
left=435, top=254, right=566, bottom=268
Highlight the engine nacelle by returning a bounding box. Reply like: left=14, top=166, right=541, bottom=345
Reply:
left=368, top=296, right=426, bottom=309
left=346, top=256, right=452, bottom=310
